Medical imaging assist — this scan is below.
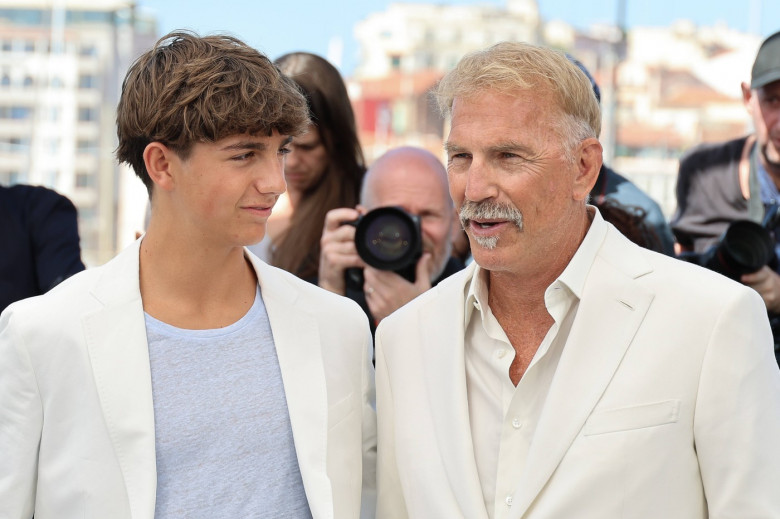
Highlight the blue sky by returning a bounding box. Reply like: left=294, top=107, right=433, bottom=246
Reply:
left=136, top=0, right=779, bottom=75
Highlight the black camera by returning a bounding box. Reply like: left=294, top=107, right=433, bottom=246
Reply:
left=344, top=206, right=422, bottom=287
left=677, top=203, right=780, bottom=280
left=677, top=220, right=778, bottom=280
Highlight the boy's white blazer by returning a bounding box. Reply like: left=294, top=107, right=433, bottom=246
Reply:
left=0, top=239, right=377, bottom=519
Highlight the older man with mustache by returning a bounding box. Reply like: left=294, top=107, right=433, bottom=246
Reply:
left=374, top=41, right=780, bottom=519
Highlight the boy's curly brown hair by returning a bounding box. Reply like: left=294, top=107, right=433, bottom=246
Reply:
left=116, top=30, right=309, bottom=195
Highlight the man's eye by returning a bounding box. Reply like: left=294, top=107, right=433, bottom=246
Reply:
left=279, top=147, right=292, bottom=156
left=232, top=152, right=254, bottom=161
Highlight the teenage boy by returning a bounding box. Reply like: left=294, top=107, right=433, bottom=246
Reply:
left=0, top=31, right=376, bottom=519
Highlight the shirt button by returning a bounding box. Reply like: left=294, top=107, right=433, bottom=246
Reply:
left=505, top=495, right=513, bottom=507
left=512, top=418, right=522, bottom=429
left=496, top=349, right=507, bottom=359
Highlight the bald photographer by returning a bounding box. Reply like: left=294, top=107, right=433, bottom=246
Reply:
left=318, top=146, right=464, bottom=333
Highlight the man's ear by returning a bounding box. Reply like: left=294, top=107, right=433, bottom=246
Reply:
left=572, top=137, right=602, bottom=201
left=741, top=81, right=753, bottom=106
left=143, top=142, right=177, bottom=192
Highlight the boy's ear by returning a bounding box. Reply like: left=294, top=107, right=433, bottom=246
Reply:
left=143, top=142, right=177, bottom=192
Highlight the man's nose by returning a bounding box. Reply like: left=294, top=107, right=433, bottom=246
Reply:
left=464, top=161, right=499, bottom=202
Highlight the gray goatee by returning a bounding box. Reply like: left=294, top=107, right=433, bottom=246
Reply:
left=459, top=200, right=523, bottom=250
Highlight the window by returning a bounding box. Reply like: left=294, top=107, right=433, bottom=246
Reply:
left=77, top=107, right=98, bottom=122
left=0, top=106, right=33, bottom=119
left=76, top=139, right=98, bottom=154
left=12, top=106, right=32, bottom=119
left=0, top=137, right=31, bottom=151
left=23, top=75, right=33, bottom=87
left=79, top=44, right=97, bottom=57
left=78, top=74, right=97, bottom=89
left=75, top=170, right=96, bottom=188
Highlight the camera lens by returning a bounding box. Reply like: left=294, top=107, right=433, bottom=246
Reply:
left=354, top=207, right=422, bottom=273
left=706, top=220, right=775, bottom=279
left=363, top=217, right=413, bottom=262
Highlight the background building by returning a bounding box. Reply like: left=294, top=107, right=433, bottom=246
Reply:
left=350, top=1, right=762, bottom=216
left=0, top=0, right=156, bottom=266
left=0, top=0, right=767, bottom=265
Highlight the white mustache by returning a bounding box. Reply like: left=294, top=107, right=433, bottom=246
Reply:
left=459, top=201, right=523, bottom=230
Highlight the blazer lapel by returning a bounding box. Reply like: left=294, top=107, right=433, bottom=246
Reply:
left=420, top=265, right=490, bottom=519
left=83, top=239, right=157, bottom=518
left=509, top=233, right=655, bottom=518
left=250, top=256, right=332, bottom=518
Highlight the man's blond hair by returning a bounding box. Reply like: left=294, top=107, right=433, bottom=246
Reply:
left=435, top=41, right=601, bottom=160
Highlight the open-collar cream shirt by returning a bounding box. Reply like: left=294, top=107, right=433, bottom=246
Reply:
left=463, top=207, right=606, bottom=519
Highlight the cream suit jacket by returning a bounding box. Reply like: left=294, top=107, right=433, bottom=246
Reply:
left=375, top=222, right=780, bottom=519
left=0, top=239, right=377, bottom=519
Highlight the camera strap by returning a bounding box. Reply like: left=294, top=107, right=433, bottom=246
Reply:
left=740, top=134, right=765, bottom=223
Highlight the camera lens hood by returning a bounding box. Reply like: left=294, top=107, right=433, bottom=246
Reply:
left=354, top=206, right=422, bottom=272
left=704, top=220, right=776, bottom=279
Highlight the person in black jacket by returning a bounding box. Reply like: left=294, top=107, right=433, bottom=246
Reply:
left=0, top=183, right=85, bottom=312
left=671, top=30, right=780, bottom=365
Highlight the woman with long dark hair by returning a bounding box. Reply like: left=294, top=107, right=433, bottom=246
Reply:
left=249, top=52, right=366, bottom=282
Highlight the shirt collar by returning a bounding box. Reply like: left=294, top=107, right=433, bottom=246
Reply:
left=464, top=205, right=608, bottom=326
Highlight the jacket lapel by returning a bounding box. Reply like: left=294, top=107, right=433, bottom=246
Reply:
left=508, top=230, right=655, bottom=518
left=249, top=255, right=332, bottom=518
left=420, top=264, right=490, bottom=519
left=83, top=239, right=157, bottom=518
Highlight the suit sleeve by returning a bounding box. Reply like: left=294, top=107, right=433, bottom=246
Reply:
left=694, top=286, right=780, bottom=517
left=0, top=309, right=42, bottom=518
left=360, top=323, right=378, bottom=519
left=29, top=189, right=85, bottom=292
left=374, top=327, right=409, bottom=519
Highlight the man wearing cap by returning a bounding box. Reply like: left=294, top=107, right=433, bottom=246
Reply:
left=671, top=30, right=780, bottom=364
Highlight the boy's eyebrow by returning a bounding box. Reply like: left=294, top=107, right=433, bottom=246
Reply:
left=220, top=141, right=269, bottom=152
left=219, top=136, right=294, bottom=151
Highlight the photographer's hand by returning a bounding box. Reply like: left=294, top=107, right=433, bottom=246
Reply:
left=741, top=266, right=780, bottom=313
left=363, top=253, right=435, bottom=322
left=319, top=208, right=365, bottom=295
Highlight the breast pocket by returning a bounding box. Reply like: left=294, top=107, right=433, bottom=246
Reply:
left=583, top=399, right=681, bottom=436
